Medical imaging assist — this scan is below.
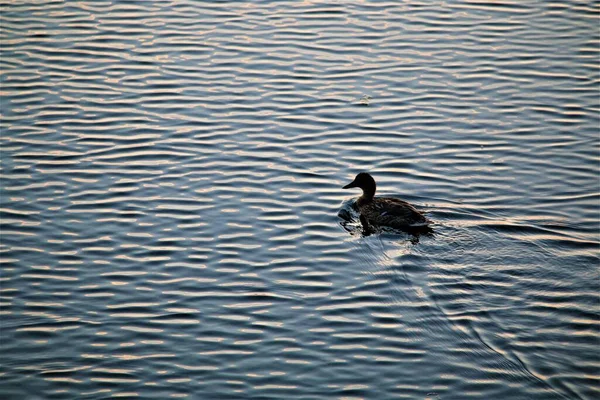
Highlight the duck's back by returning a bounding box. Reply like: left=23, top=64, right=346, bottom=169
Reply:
left=358, top=196, right=428, bottom=228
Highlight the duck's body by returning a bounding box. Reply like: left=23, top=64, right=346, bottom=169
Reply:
left=343, top=172, right=428, bottom=231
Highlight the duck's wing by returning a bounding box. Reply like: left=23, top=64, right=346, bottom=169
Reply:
left=365, top=197, right=428, bottom=227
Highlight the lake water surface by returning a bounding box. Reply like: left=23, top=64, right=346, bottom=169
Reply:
left=1, top=1, right=599, bottom=399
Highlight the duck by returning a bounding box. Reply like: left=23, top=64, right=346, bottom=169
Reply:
left=342, top=172, right=429, bottom=231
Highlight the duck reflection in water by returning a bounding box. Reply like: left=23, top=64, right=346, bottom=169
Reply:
left=339, top=172, right=433, bottom=242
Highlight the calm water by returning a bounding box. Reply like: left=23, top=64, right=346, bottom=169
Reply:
left=1, top=1, right=599, bottom=399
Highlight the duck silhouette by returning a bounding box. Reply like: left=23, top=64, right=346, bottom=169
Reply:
left=342, top=172, right=430, bottom=234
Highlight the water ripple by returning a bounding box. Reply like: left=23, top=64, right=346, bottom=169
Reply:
left=1, top=1, right=598, bottom=399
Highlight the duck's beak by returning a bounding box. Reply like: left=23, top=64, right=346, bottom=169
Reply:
left=343, top=179, right=357, bottom=189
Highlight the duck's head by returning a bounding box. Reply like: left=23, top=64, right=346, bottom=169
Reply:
left=343, top=172, right=376, bottom=198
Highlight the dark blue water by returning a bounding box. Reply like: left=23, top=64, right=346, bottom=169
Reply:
left=1, top=1, right=599, bottom=399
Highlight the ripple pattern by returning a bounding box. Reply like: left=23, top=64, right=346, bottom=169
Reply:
left=1, top=1, right=599, bottom=399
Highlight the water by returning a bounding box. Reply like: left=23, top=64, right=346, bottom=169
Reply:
left=1, top=1, right=598, bottom=399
